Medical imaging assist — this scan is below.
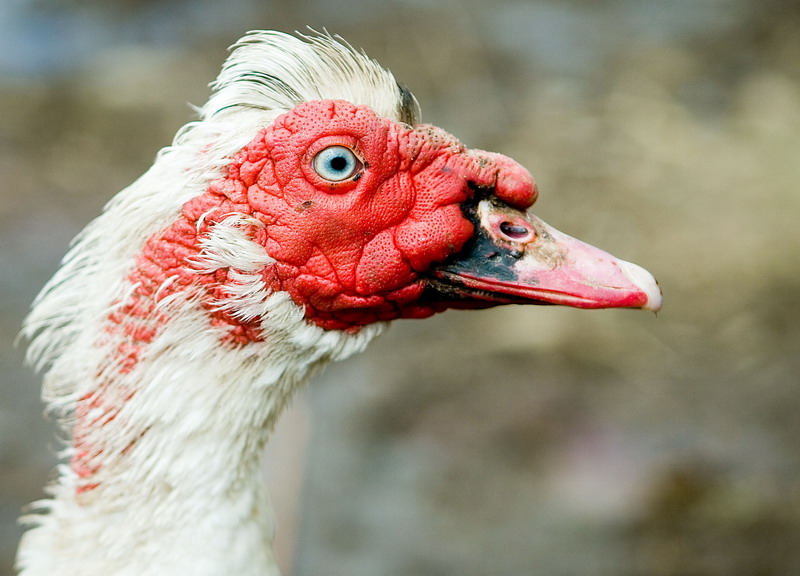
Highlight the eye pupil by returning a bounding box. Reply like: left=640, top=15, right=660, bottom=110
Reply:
left=329, top=156, right=347, bottom=171
left=313, top=145, right=361, bottom=182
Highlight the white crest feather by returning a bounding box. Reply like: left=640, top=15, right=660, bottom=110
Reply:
left=203, top=30, right=419, bottom=124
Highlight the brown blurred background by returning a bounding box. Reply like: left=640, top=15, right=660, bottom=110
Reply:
left=1, top=1, right=799, bottom=575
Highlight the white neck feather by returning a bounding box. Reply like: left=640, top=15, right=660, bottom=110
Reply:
left=19, top=292, right=383, bottom=576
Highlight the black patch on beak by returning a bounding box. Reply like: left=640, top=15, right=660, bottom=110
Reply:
left=439, top=195, right=521, bottom=283
left=423, top=191, right=534, bottom=305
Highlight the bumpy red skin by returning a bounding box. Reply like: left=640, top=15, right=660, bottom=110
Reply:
left=72, top=101, right=537, bottom=489
left=200, top=99, right=537, bottom=331
left=121, top=99, right=537, bottom=335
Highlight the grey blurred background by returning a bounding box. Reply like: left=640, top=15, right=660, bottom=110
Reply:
left=1, top=0, right=799, bottom=575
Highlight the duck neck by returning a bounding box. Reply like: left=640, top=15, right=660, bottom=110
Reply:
left=19, top=295, right=382, bottom=576
left=23, top=328, right=293, bottom=575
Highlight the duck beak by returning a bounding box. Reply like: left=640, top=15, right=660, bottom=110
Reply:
left=429, top=199, right=662, bottom=312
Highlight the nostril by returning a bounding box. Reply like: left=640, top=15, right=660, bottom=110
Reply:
left=499, top=221, right=532, bottom=240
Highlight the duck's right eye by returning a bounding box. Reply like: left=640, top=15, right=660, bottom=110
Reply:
left=312, top=146, right=362, bottom=182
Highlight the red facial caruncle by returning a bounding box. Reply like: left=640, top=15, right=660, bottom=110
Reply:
left=236, top=99, right=537, bottom=329
left=175, top=99, right=536, bottom=332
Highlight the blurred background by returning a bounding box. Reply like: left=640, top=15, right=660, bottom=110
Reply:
left=1, top=0, right=799, bottom=574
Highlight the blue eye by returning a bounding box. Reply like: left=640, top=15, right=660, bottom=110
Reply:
left=312, top=146, right=361, bottom=182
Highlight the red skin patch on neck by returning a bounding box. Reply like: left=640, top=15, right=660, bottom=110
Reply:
left=71, top=99, right=537, bottom=492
